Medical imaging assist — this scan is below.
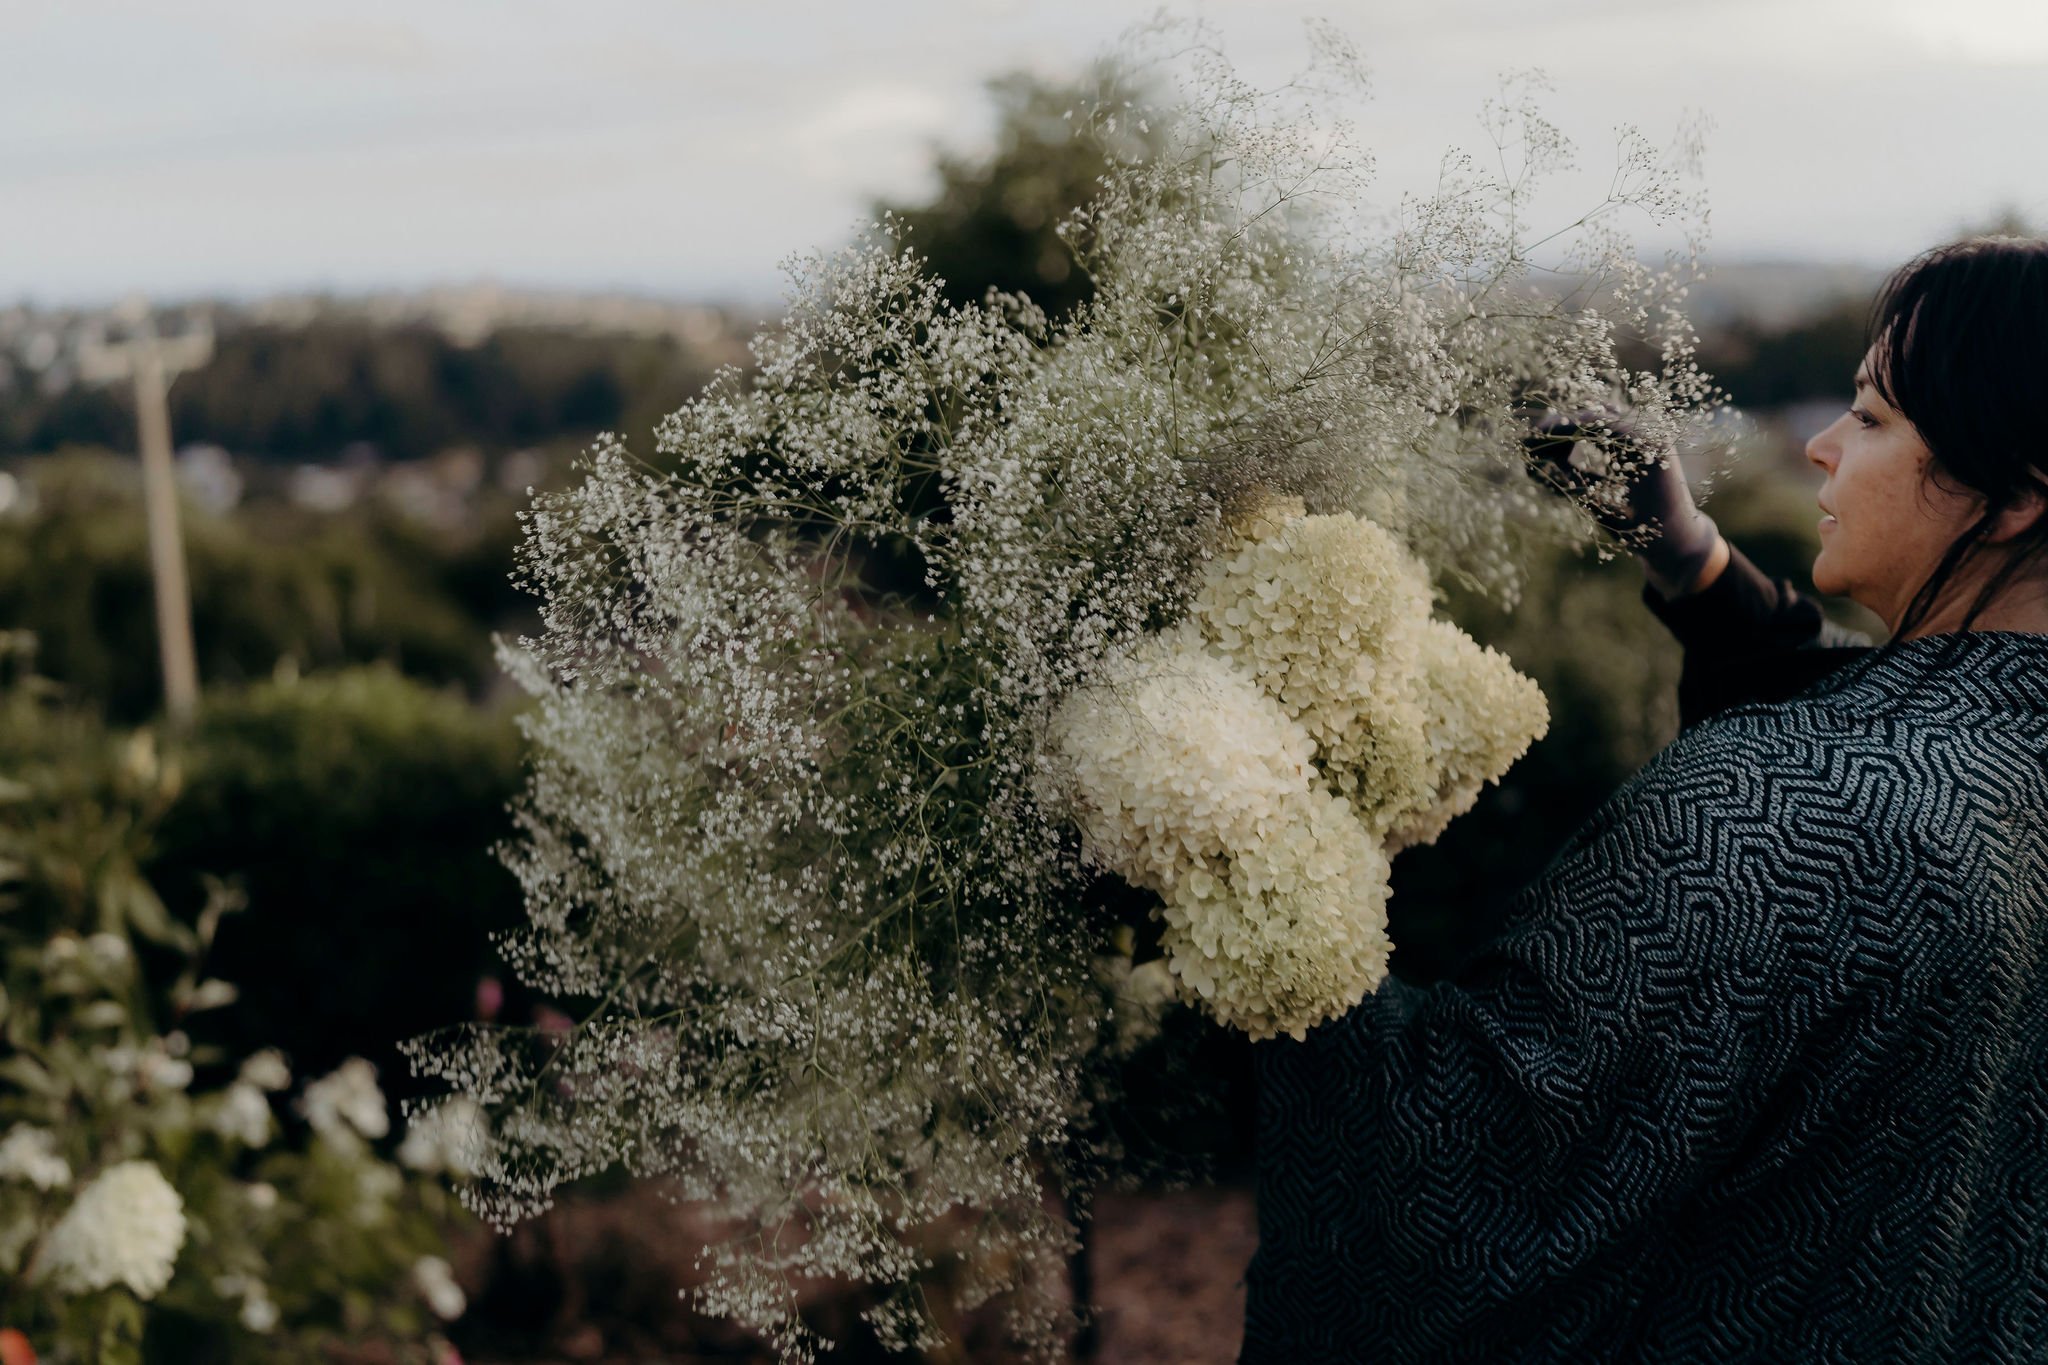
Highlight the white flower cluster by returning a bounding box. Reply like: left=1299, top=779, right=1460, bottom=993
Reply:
left=1386, top=616, right=1553, bottom=854
left=36, top=1160, right=187, bottom=1300
left=0, top=1124, right=71, bottom=1190
left=1049, top=631, right=1392, bottom=1040
left=411, top=1254, right=467, bottom=1321
left=397, top=1096, right=485, bottom=1179
left=208, top=1047, right=293, bottom=1147
left=1188, top=503, right=1439, bottom=837
left=1191, top=506, right=1550, bottom=848
left=297, top=1058, right=389, bottom=1146
left=1052, top=505, right=1547, bottom=1040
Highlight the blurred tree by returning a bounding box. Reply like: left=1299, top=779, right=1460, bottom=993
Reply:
left=1697, top=209, right=2039, bottom=412
left=878, top=66, right=1162, bottom=323
left=1695, top=298, right=1869, bottom=409
left=1957, top=204, right=2037, bottom=239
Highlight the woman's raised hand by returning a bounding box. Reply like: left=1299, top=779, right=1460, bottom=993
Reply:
left=1523, top=405, right=1726, bottom=598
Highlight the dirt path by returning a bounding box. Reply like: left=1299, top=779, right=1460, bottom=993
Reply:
left=450, top=1183, right=1258, bottom=1363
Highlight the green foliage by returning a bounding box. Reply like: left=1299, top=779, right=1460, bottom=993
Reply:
left=0, top=637, right=464, bottom=1363
left=149, top=664, right=528, bottom=1107
left=0, top=450, right=505, bottom=724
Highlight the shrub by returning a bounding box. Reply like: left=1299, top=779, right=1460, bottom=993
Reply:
left=149, top=665, right=528, bottom=1106
left=0, top=636, right=468, bottom=1364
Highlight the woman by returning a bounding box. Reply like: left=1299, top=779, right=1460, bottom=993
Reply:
left=1240, top=234, right=2048, bottom=1362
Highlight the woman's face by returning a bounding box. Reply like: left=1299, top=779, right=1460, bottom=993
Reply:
left=1804, top=346, right=1987, bottom=629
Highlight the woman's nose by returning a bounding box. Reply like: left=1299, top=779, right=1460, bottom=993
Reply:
left=1805, top=416, right=1843, bottom=473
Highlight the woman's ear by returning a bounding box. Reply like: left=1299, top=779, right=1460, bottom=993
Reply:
left=1986, top=481, right=2048, bottom=545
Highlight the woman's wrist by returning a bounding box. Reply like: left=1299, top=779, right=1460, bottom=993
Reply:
left=1644, top=532, right=1730, bottom=599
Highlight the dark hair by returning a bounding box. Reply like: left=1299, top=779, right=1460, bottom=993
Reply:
left=1865, top=234, right=2048, bottom=642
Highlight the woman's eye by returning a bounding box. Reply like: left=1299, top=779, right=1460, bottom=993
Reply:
left=1849, top=407, right=1877, bottom=428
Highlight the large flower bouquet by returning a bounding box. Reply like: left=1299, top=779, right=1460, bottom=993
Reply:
left=411, top=21, right=1721, bottom=1360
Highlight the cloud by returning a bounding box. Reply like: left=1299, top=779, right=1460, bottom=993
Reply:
left=786, top=82, right=974, bottom=196
left=279, top=19, right=439, bottom=72
left=1875, top=0, right=2048, bottom=65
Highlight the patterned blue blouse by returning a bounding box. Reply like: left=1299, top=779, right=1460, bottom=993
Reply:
left=1242, top=624, right=2048, bottom=1362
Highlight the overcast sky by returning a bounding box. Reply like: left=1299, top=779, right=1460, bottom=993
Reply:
left=5, top=0, right=2045, bottom=308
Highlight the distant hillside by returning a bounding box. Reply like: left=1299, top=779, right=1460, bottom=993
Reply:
left=1683, top=259, right=1887, bottom=331
left=0, top=288, right=763, bottom=462
left=0, top=263, right=1890, bottom=462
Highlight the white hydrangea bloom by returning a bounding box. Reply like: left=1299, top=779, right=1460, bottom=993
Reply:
left=1048, top=631, right=1319, bottom=893
left=1055, top=501, right=1546, bottom=1040
left=1186, top=511, right=1443, bottom=831
left=1186, top=505, right=1547, bottom=845
left=210, top=1081, right=274, bottom=1148
left=397, top=1096, right=485, bottom=1178
left=297, top=1058, right=389, bottom=1142
left=0, top=1125, right=71, bottom=1190
left=1049, top=630, right=1393, bottom=1040
left=1383, top=616, right=1551, bottom=854
left=412, top=1255, right=466, bottom=1321
left=1160, top=786, right=1393, bottom=1041
left=1187, top=510, right=1433, bottom=734
left=38, top=1160, right=186, bottom=1299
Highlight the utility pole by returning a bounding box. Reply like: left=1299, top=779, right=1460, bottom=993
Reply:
left=76, top=298, right=214, bottom=727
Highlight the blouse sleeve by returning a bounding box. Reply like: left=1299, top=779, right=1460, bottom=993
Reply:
left=1241, top=725, right=1847, bottom=1358
left=1640, top=542, right=1873, bottom=729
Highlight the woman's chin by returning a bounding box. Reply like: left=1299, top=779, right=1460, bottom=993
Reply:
left=1810, top=553, right=1844, bottom=598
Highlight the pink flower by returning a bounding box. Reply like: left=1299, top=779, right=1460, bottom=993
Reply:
left=474, top=976, right=504, bottom=1021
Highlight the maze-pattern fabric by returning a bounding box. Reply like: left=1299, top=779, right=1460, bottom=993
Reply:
left=1242, top=630, right=2048, bottom=1363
